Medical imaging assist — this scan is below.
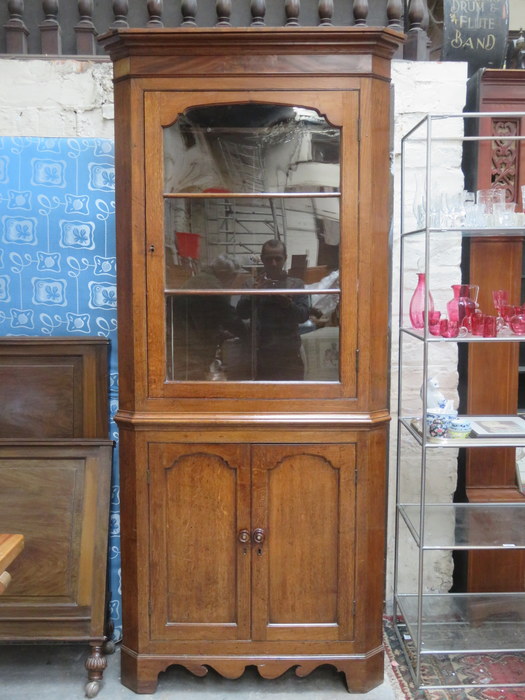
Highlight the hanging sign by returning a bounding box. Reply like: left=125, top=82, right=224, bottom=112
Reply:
left=442, top=0, right=509, bottom=75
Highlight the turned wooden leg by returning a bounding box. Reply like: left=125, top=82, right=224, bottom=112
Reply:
left=84, top=642, right=107, bottom=698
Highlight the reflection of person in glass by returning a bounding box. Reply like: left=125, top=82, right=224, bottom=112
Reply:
left=237, top=239, right=309, bottom=380
left=171, top=255, right=245, bottom=380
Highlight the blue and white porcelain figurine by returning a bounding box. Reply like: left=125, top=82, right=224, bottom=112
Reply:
left=421, top=376, right=446, bottom=409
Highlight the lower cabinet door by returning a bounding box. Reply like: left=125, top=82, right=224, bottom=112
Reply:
left=148, top=442, right=356, bottom=644
left=251, top=443, right=357, bottom=642
left=148, top=443, right=252, bottom=641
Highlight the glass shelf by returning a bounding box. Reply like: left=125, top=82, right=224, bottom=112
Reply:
left=396, top=111, right=525, bottom=691
left=400, top=327, right=525, bottom=342
left=396, top=593, right=525, bottom=654
left=398, top=503, right=525, bottom=549
left=401, top=226, right=525, bottom=238
left=400, top=416, right=525, bottom=447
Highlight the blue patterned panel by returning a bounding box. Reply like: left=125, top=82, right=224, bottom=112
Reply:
left=0, top=136, right=122, bottom=641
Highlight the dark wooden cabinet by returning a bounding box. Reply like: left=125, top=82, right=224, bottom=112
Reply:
left=0, top=339, right=113, bottom=698
left=464, top=70, right=525, bottom=593
left=101, top=26, right=403, bottom=694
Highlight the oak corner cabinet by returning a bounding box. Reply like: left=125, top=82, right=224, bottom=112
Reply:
left=100, top=26, right=403, bottom=695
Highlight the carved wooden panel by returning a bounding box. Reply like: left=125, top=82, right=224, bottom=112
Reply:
left=491, top=118, right=519, bottom=201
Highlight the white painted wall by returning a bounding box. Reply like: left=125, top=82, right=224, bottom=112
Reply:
left=0, top=55, right=469, bottom=609
left=0, top=58, right=114, bottom=137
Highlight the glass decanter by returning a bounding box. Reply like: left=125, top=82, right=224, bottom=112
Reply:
left=409, top=273, right=434, bottom=329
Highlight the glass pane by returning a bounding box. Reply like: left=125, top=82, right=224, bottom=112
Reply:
left=164, top=104, right=340, bottom=195
left=166, top=289, right=339, bottom=382
left=163, top=103, right=342, bottom=383
left=164, top=196, right=340, bottom=289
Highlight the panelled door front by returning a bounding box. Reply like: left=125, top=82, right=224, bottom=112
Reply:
left=148, top=442, right=251, bottom=641
left=251, top=443, right=356, bottom=642
left=148, top=442, right=356, bottom=644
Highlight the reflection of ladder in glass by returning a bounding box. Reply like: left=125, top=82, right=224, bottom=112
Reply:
left=204, top=196, right=238, bottom=258
left=212, top=136, right=288, bottom=254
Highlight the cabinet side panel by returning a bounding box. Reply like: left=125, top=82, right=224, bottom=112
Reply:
left=357, top=78, right=392, bottom=411
left=113, top=80, right=144, bottom=409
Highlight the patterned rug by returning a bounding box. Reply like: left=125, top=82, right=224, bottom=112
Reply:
left=384, top=618, right=525, bottom=700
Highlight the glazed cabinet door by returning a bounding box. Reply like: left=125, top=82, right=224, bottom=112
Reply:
left=148, top=443, right=251, bottom=641
left=144, top=89, right=359, bottom=401
left=251, top=443, right=356, bottom=642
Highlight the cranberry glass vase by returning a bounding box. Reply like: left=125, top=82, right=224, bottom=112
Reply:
left=409, top=273, right=434, bottom=329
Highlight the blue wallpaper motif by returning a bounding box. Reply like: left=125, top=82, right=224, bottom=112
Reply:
left=0, top=136, right=122, bottom=641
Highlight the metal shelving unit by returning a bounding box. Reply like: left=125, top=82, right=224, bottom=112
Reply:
left=394, top=112, right=525, bottom=692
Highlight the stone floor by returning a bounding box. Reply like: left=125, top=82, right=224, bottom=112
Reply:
left=0, top=643, right=402, bottom=700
